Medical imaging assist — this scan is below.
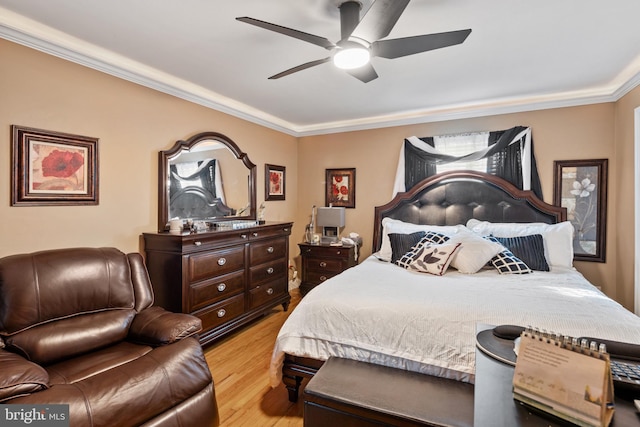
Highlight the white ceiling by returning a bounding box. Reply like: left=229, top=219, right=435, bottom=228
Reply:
left=1, top=0, right=639, bottom=136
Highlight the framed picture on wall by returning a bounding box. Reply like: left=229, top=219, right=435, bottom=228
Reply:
left=265, top=164, right=285, bottom=201
left=11, top=125, right=99, bottom=206
left=326, top=168, right=356, bottom=208
left=553, top=159, right=608, bottom=262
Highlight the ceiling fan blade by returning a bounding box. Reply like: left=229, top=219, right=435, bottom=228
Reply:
left=236, top=17, right=335, bottom=50
left=268, top=57, right=331, bottom=80
left=346, top=63, right=378, bottom=83
left=349, top=0, right=410, bottom=43
left=372, top=29, right=472, bottom=59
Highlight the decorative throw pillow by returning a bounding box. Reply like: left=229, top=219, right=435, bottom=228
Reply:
left=484, top=236, right=532, bottom=274
left=446, top=229, right=504, bottom=274
left=378, top=218, right=463, bottom=261
left=492, top=234, right=549, bottom=272
left=395, top=232, right=450, bottom=268
left=388, top=232, right=426, bottom=264
left=406, top=243, right=462, bottom=276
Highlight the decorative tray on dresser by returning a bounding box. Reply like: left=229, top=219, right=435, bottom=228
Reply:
left=143, top=221, right=292, bottom=346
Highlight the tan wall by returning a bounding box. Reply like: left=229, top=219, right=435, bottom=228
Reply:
left=0, top=39, right=298, bottom=257
left=2, top=38, right=638, bottom=310
left=297, top=105, right=623, bottom=303
left=614, top=85, right=640, bottom=310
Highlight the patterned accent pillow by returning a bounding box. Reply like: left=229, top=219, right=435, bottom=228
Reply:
left=484, top=236, right=532, bottom=274
left=388, top=232, right=426, bottom=264
left=406, top=243, right=462, bottom=276
left=395, top=232, right=450, bottom=268
left=492, top=234, right=549, bottom=271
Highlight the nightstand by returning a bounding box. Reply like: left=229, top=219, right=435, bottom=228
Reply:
left=298, top=242, right=359, bottom=296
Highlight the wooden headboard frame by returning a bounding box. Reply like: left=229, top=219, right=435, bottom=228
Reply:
left=372, top=171, right=567, bottom=253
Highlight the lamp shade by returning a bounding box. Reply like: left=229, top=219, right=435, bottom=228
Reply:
left=316, top=207, right=345, bottom=228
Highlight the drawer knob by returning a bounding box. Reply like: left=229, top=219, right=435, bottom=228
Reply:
left=267, top=288, right=274, bottom=295
left=320, top=275, right=327, bottom=281
left=305, top=248, right=311, bottom=253
left=194, top=241, right=202, bottom=246
left=267, top=267, right=274, bottom=274
left=217, top=309, right=226, bottom=318
left=217, top=283, right=226, bottom=292
left=252, top=232, right=258, bottom=237
left=319, top=261, right=327, bottom=268
left=283, top=228, right=290, bottom=232
left=267, top=246, right=274, bottom=253
left=336, top=251, right=341, bottom=255
left=241, top=234, right=247, bottom=239
left=217, top=257, right=226, bottom=266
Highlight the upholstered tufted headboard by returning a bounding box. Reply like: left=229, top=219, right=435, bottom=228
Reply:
left=372, top=171, right=566, bottom=252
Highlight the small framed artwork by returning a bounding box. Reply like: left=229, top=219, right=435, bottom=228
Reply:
left=265, top=164, right=285, bottom=201
left=553, top=159, right=608, bottom=262
left=326, top=168, right=356, bottom=208
left=11, top=125, right=99, bottom=206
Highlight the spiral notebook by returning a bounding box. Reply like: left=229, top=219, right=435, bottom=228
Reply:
left=512, top=328, right=614, bottom=427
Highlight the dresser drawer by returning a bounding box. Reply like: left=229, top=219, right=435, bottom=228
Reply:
left=248, top=224, right=292, bottom=240
left=304, top=257, right=344, bottom=273
left=194, top=294, right=245, bottom=332
left=187, top=246, right=245, bottom=282
left=249, top=237, right=287, bottom=265
left=189, top=270, right=245, bottom=311
left=249, top=259, right=286, bottom=286
left=248, top=279, right=287, bottom=310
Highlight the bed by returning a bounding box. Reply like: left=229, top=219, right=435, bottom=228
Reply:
left=271, top=171, right=640, bottom=402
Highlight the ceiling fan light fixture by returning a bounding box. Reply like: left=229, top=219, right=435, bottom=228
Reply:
left=333, top=47, right=370, bottom=70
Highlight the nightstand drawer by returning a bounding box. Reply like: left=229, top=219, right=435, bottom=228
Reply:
left=301, top=245, right=352, bottom=259
left=305, top=257, right=343, bottom=273
left=306, top=270, right=340, bottom=285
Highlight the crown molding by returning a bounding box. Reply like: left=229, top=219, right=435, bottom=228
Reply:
left=1, top=6, right=639, bottom=138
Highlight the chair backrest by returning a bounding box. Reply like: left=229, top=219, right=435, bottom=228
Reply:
left=0, top=247, right=154, bottom=364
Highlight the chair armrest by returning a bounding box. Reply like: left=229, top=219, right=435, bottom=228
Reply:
left=0, top=349, right=49, bottom=402
left=128, top=306, right=202, bottom=346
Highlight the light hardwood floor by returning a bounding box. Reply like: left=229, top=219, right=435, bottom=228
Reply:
left=204, top=289, right=305, bottom=427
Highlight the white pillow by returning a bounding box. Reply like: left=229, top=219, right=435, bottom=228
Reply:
left=377, top=218, right=462, bottom=262
left=446, top=229, right=504, bottom=274
left=466, top=219, right=574, bottom=268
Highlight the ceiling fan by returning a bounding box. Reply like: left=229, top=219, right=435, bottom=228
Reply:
left=236, top=0, right=471, bottom=83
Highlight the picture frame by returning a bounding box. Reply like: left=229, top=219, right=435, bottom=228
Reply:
left=553, top=159, right=608, bottom=262
left=326, top=168, right=356, bottom=208
left=11, top=125, right=99, bottom=206
left=265, top=164, right=285, bottom=201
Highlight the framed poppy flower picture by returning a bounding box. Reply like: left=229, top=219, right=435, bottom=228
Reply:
left=11, top=125, right=99, bottom=206
left=326, top=168, right=356, bottom=208
left=553, top=159, right=608, bottom=262
left=265, top=164, right=285, bottom=201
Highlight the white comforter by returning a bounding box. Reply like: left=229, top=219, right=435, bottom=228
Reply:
left=269, top=256, right=640, bottom=387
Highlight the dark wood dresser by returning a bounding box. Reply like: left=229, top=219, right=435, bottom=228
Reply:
left=298, top=242, right=358, bottom=296
left=143, top=221, right=292, bottom=346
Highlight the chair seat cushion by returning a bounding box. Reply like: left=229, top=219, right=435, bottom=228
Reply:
left=9, top=337, right=212, bottom=427
left=46, top=341, right=152, bottom=385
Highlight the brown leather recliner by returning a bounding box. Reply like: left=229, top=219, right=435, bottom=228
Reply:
left=0, top=247, right=219, bottom=427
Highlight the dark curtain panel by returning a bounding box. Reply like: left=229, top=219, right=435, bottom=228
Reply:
left=403, top=126, right=543, bottom=199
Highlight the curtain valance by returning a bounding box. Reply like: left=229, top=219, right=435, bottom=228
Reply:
left=392, top=126, right=543, bottom=199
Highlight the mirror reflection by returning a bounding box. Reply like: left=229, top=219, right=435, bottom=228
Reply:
left=158, top=132, right=256, bottom=232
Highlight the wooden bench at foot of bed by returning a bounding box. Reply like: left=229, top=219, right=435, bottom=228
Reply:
left=303, top=357, right=474, bottom=427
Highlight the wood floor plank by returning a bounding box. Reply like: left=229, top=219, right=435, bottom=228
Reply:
left=205, top=289, right=304, bottom=427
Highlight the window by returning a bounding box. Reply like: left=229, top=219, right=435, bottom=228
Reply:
left=434, top=132, right=488, bottom=174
